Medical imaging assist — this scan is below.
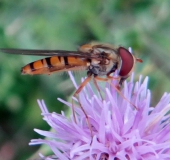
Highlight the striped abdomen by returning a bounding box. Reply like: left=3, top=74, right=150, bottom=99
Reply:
left=21, top=56, right=88, bottom=75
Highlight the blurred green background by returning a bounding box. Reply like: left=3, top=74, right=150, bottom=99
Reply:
left=0, top=0, right=170, bottom=159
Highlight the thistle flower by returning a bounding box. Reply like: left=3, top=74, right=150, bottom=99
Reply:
left=30, top=71, right=170, bottom=160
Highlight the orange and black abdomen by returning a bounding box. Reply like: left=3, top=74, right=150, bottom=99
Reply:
left=21, top=56, right=88, bottom=75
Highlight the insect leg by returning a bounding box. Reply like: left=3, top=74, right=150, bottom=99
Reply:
left=93, top=77, right=103, bottom=100
left=109, top=81, right=138, bottom=110
left=106, top=73, right=121, bottom=90
left=94, top=75, right=138, bottom=110
left=72, top=74, right=93, bottom=136
left=93, top=76, right=109, bottom=82
left=107, top=73, right=120, bottom=80
left=93, top=76, right=113, bottom=101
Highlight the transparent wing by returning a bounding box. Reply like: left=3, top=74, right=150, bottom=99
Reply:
left=0, top=48, right=97, bottom=58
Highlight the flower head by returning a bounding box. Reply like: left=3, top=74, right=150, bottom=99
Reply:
left=30, top=71, right=170, bottom=160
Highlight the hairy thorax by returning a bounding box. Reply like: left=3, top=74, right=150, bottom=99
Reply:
left=87, top=46, right=120, bottom=76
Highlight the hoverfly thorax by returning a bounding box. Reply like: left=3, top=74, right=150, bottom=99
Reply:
left=79, top=43, right=120, bottom=76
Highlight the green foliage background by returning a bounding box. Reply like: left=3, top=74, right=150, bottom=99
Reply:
left=0, top=0, right=170, bottom=159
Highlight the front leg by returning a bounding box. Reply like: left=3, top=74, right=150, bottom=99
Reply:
left=72, top=74, right=93, bottom=137
left=94, top=75, right=137, bottom=110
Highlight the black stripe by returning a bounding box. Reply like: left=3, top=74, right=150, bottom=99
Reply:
left=87, top=59, right=91, bottom=63
left=64, top=57, right=69, bottom=65
left=46, top=57, right=52, bottom=68
left=30, top=62, right=35, bottom=71
left=58, top=56, right=61, bottom=62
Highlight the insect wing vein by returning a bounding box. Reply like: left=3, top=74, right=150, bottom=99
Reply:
left=0, top=48, right=97, bottom=58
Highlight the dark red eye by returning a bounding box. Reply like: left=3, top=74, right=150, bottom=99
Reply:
left=118, top=47, right=134, bottom=77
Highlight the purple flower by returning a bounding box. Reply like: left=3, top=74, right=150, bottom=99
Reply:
left=30, top=71, right=170, bottom=160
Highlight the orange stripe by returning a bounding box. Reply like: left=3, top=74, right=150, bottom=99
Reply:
left=67, top=57, right=87, bottom=65
left=50, top=56, right=64, bottom=66
left=33, top=60, right=44, bottom=69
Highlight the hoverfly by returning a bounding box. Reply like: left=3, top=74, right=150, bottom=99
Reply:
left=0, top=42, right=142, bottom=87
left=0, top=42, right=142, bottom=134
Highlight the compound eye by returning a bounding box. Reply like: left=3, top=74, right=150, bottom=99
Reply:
left=118, top=47, right=135, bottom=77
